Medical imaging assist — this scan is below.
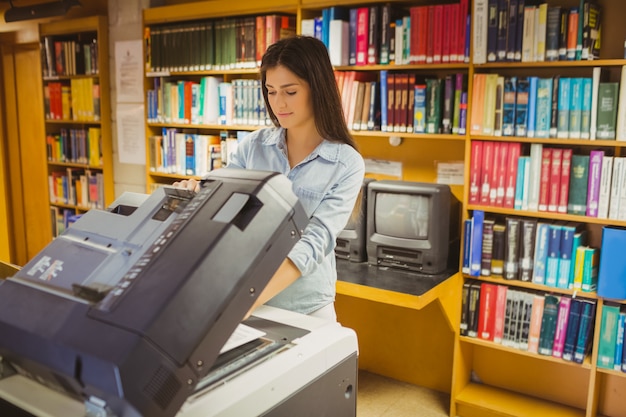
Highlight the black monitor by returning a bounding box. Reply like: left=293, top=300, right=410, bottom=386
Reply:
left=336, top=178, right=375, bottom=262
left=0, top=169, right=309, bottom=417
left=366, top=180, right=459, bottom=274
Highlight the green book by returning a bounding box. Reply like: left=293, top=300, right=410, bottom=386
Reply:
left=596, top=82, right=619, bottom=139
left=581, top=247, right=599, bottom=292
left=425, top=78, right=442, bottom=134
left=567, top=154, right=590, bottom=215
left=597, top=304, right=620, bottom=369
left=538, top=295, right=560, bottom=356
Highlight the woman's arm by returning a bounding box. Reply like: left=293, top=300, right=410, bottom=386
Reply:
left=246, top=258, right=301, bottom=317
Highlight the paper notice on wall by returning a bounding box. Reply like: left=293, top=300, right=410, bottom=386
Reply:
left=116, top=104, right=146, bottom=165
left=436, top=161, right=464, bottom=185
left=364, top=158, right=403, bottom=179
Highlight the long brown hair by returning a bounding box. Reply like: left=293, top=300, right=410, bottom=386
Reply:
left=260, top=36, right=358, bottom=150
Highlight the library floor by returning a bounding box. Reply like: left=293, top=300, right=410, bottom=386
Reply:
left=357, top=371, right=449, bottom=417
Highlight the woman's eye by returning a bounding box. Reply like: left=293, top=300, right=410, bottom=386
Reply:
left=267, top=91, right=277, bottom=95
left=286, top=91, right=296, bottom=96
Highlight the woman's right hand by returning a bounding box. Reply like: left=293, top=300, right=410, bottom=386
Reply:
left=172, top=178, right=201, bottom=193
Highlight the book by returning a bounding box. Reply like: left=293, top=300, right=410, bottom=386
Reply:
left=556, top=77, right=571, bottom=138
left=460, top=280, right=473, bottom=335
left=597, top=226, right=626, bottom=300
left=586, top=150, right=604, bottom=217
left=535, top=77, right=553, bottom=138
left=609, top=157, right=625, bottom=220
left=467, top=281, right=483, bottom=337
left=597, top=303, right=620, bottom=369
left=567, top=154, right=590, bottom=215
left=545, top=222, right=563, bottom=287
left=469, top=140, right=483, bottom=204
left=526, top=293, right=545, bottom=354
left=504, top=142, right=521, bottom=208
left=614, top=312, right=625, bottom=371
left=481, top=218, right=495, bottom=276
left=492, top=284, right=508, bottom=343
left=574, top=299, right=597, bottom=364
left=552, top=296, right=571, bottom=359
left=526, top=76, right=538, bottom=137
left=556, top=222, right=582, bottom=289
left=502, top=77, right=517, bottom=136
left=503, top=216, right=521, bottom=280
left=537, top=147, right=552, bottom=212
left=568, top=77, right=583, bottom=138
left=547, top=147, right=562, bottom=213
left=527, top=143, right=543, bottom=211
left=518, top=218, right=537, bottom=282
left=478, top=282, right=498, bottom=340
left=462, top=219, right=473, bottom=274
left=617, top=66, right=626, bottom=141
left=581, top=246, right=599, bottom=292
left=538, top=295, right=560, bottom=356
left=532, top=221, right=550, bottom=285
left=470, top=210, right=485, bottom=277
left=514, top=77, right=529, bottom=136
left=491, top=223, right=506, bottom=276
left=562, top=298, right=583, bottom=361
left=558, top=148, right=573, bottom=214
left=596, top=82, right=619, bottom=139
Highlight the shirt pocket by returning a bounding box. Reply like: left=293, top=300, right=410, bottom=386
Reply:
left=294, top=186, right=325, bottom=217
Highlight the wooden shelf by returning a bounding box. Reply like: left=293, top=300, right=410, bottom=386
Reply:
left=455, top=383, right=586, bottom=417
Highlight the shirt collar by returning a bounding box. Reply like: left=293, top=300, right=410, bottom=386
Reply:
left=261, top=127, right=343, bottom=163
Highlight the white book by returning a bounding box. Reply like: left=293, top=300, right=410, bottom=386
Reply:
left=609, top=157, right=624, bottom=220
left=394, top=20, right=404, bottom=65
left=533, top=3, right=547, bottom=62
left=521, top=156, right=531, bottom=210
left=300, top=19, right=316, bottom=37
left=619, top=159, right=626, bottom=220
left=597, top=156, right=614, bottom=219
left=590, top=67, right=601, bottom=140
left=328, top=20, right=349, bottom=66
left=616, top=65, right=626, bottom=140
left=201, top=76, right=223, bottom=125
left=527, top=143, right=543, bottom=211
left=473, top=0, right=488, bottom=64
left=521, top=6, right=536, bottom=62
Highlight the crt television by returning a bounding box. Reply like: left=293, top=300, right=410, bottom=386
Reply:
left=366, top=180, right=459, bottom=274
left=335, top=178, right=375, bottom=262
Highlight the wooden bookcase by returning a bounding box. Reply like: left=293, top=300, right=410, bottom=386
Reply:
left=39, top=16, right=114, bottom=239
left=142, top=0, right=626, bottom=416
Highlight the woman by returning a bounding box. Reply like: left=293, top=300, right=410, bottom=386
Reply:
left=176, top=36, right=364, bottom=320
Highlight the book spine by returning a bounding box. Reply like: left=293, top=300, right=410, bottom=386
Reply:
left=503, top=216, right=521, bottom=280
left=470, top=210, right=485, bottom=277
left=586, top=150, right=604, bottom=217
left=552, top=296, right=572, bottom=358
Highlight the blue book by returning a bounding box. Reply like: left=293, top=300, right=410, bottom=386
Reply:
left=462, top=218, right=473, bottom=274
left=545, top=223, right=563, bottom=287
left=562, top=298, right=583, bottom=361
left=502, top=77, right=517, bottom=136
left=556, top=223, right=582, bottom=289
left=514, top=78, right=529, bottom=136
left=574, top=300, right=597, bottom=364
left=514, top=0, right=525, bottom=61
left=459, top=92, right=468, bottom=134
left=580, top=77, right=592, bottom=139
left=413, top=84, right=427, bottom=133
left=526, top=76, right=538, bottom=137
left=380, top=70, right=388, bottom=131
left=470, top=210, right=485, bottom=277
left=597, top=304, right=620, bottom=369
left=513, top=155, right=527, bottom=210
left=184, top=134, right=195, bottom=175
left=557, top=77, right=571, bottom=138
left=535, top=77, right=553, bottom=138
left=487, top=0, right=499, bottom=62
left=506, top=0, right=519, bottom=61
left=348, top=9, right=357, bottom=65
left=532, top=222, right=551, bottom=285
left=614, top=312, right=626, bottom=371
left=568, top=77, right=583, bottom=139
left=597, top=226, right=626, bottom=300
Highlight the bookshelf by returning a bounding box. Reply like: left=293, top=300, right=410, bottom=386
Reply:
left=142, top=0, right=626, bottom=415
left=454, top=1, right=626, bottom=417
left=39, top=16, right=113, bottom=239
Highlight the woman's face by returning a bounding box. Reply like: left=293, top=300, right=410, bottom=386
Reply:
left=265, top=65, right=314, bottom=130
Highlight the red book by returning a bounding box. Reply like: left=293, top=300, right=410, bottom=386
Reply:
left=492, top=284, right=508, bottom=344
left=504, top=142, right=521, bottom=208
left=548, top=148, right=563, bottom=212
left=442, top=3, right=456, bottom=63
left=489, top=142, right=502, bottom=206
left=458, top=0, right=469, bottom=62
left=355, top=7, right=369, bottom=66
left=537, top=147, right=553, bottom=212
left=184, top=81, right=193, bottom=124
left=480, top=141, right=495, bottom=205
left=469, top=140, right=484, bottom=204
left=432, top=4, right=444, bottom=63
left=409, top=6, right=420, bottom=64
left=386, top=73, right=395, bottom=132
left=495, top=141, right=510, bottom=207
left=426, top=5, right=435, bottom=64
left=527, top=294, right=545, bottom=354
left=407, top=73, right=416, bottom=133
left=255, top=16, right=266, bottom=64
left=478, top=282, right=498, bottom=341
left=394, top=72, right=405, bottom=132
left=558, top=148, right=573, bottom=213
left=417, top=6, right=428, bottom=63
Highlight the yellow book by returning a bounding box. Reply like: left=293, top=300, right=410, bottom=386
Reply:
left=572, top=245, right=587, bottom=290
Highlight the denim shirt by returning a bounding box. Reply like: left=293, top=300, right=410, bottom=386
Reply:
left=227, top=127, right=365, bottom=314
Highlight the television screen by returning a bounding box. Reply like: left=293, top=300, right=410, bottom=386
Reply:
left=336, top=178, right=374, bottom=262
left=374, top=193, right=429, bottom=240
